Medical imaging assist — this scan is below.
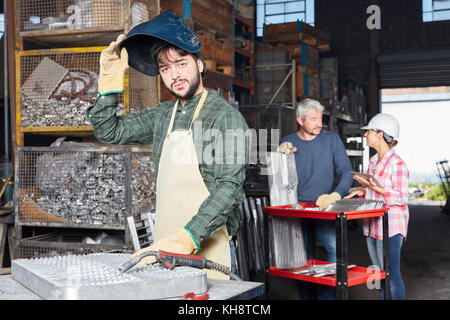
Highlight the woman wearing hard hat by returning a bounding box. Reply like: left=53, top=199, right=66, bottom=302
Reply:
left=345, top=113, right=409, bottom=300
left=87, top=11, right=250, bottom=279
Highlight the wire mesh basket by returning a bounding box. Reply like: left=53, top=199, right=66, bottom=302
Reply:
left=129, top=146, right=155, bottom=216
left=17, top=0, right=159, bottom=47
left=15, top=230, right=128, bottom=259
left=14, top=230, right=127, bottom=259
left=14, top=146, right=156, bottom=228
left=18, top=47, right=159, bottom=128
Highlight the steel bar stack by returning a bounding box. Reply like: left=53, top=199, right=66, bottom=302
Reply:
left=235, top=196, right=270, bottom=281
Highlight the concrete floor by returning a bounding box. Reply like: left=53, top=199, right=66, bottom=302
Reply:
left=268, top=202, right=450, bottom=300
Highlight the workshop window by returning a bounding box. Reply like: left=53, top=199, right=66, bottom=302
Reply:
left=423, top=0, right=450, bottom=22
left=256, top=0, right=315, bottom=37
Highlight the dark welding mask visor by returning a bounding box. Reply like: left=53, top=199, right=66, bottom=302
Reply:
left=117, top=10, right=202, bottom=76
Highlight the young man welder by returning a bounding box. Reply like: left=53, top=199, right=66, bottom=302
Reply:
left=87, top=11, right=250, bottom=279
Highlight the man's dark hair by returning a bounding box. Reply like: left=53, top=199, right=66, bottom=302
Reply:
left=153, top=42, right=207, bottom=78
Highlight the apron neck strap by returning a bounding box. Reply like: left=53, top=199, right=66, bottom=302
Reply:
left=166, top=90, right=208, bottom=137
left=189, top=90, right=208, bottom=130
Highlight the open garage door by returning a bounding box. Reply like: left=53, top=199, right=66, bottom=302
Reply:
left=378, top=49, right=450, bottom=88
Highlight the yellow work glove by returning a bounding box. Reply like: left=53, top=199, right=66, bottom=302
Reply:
left=316, top=192, right=341, bottom=210
left=98, top=34, right=129, bottom=95
left=131, top=227, right=199, bottom=266
left=277, top=142, right=297, bottom=154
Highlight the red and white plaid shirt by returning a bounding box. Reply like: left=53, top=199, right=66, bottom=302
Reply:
left=363, top=148, right=410, bottom=240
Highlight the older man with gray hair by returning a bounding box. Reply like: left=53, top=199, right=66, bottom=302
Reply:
left=278, top=98, right=353, bottom=299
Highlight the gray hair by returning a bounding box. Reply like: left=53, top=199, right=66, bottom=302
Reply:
left=296, top=98, right=325, bottom=119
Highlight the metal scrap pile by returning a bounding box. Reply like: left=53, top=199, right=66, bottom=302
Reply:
left=21, top=92, right=109, bottom=127
left=131, top=152, right=156, bottom=215
left=22, top=143, right=156, bottom=226
left=35, top=151, right=127, bottom=225
left=19, top=57, right=128, bottom=127
left=20, top=79, right=130, bottom=127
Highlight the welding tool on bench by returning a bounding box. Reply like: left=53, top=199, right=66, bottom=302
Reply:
left=118, top=250, right=242, bottom=281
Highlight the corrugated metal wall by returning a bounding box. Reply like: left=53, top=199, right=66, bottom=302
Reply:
left=378, top=49, right=450, bottom=88
left=316, top=0, right=450, bottom=88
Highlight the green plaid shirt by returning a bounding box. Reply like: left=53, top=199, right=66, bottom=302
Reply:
left=87, top=91, right=250, bottom=244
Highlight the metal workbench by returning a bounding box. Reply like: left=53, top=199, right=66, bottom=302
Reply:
left=0, top=274, right=264, bottom=300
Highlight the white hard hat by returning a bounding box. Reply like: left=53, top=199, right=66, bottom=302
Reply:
left=361, top=113, right=400, bottom=138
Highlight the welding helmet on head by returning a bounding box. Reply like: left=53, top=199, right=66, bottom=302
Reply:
left=361, top=113, right=400, bottom=138
left=118, top=10, right=204, bottom=76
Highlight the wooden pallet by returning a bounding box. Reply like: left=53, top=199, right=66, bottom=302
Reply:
left=196, top=25, right=233, bottom=47
left=263, top=21, right=330, bottom=52
left=297, top=69, right=321, bottom=101
left=256, top=44, right=319, bottom=73
left=161, top=0, right=233, bottom=38
left=199, top=36, right=233, bottom=66
left=205, top=58, right=234, bottom=77
left=263, top=32, right=329, bottom=51
left=264, top=21, right=328, bottom=42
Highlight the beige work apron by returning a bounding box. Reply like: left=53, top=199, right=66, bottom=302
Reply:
left=154, top=90, right=232, bottom=279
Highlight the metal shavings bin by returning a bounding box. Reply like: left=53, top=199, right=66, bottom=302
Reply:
left=15, top=146, right=134, bottom=226
left=19, top=48, right=158, bottom=129
left=14, top=146, right=157, bottom=258
left=11, top=253, right=208, bottom=300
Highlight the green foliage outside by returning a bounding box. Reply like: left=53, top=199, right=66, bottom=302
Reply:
left=409, top=183, right=448, bottom=201
left=425, top=183, right=447, bottom=201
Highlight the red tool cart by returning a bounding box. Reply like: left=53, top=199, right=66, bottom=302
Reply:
left=263, top=202, right=391, bottom=300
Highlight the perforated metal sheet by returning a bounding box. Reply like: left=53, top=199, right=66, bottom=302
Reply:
left=12, top=253, right=208, bottom=300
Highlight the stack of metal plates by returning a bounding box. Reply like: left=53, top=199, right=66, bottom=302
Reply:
left=326, top=198, right=385, bottom=212
left=293, top=263, right=357, bottom=277
left=11, top=253, right=207, bottom=300
left=267, top=152, right=298, bottom=206
left=266, top=152, right=307, bottom=270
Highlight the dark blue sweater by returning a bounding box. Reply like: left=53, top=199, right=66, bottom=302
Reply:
left=280, top=130, right=353, bottom=203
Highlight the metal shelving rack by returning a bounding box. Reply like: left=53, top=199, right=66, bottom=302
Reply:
left=436, top=160, right=450, bottom=213
left=232, top=10, right=255, bottom=105
left=13, top=0, right=160, bottom=146
left=11, top=0, right=159, bottom=259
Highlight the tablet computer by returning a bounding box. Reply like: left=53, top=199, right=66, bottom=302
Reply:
left=351, top=171, right=382, bottom=187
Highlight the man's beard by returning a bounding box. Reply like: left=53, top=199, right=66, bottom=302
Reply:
left=303, top=127, right=321, bottom=136
left=168, top=71, right=201, bottom=100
